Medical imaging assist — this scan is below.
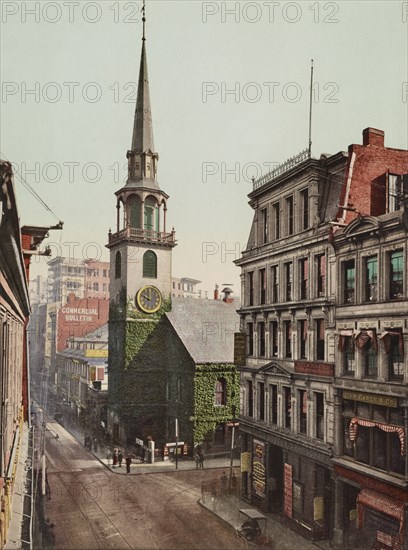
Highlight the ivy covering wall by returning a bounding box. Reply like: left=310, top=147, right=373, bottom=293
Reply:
left=193, top=363, right=240, bottom=444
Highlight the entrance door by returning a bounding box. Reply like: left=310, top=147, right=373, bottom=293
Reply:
left=268, top=445, right=283, bottom=513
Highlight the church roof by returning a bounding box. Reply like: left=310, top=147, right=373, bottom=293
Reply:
left=166, top=298, right=240, bottom=364
left=131, top=40, right=154, bottom=155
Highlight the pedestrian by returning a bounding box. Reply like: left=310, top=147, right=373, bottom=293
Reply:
left=125, top=454, right=132, bottom=474
left=107, top=450, right=112, bottom=466
left=118, top=450, right=123, bottom=467
left=113, top=448, right=118, bottom=467
left=93, top=438, right=98, bottom=452
left=194, top=452, right=200, bottom=469
left=199, top=449, right=204, bottom=469
left=141, top=446, right=146, bottom=463
left=220, top=471, right=227, bottom=496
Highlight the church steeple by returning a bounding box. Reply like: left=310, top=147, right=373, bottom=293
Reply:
left=127, top=0, right=159, bottom=189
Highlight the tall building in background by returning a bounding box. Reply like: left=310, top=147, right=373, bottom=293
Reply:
left=47, top=257, right=110, bottom=303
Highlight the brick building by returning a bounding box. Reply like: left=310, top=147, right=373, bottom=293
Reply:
left=330, top=128, right=408, bottom=550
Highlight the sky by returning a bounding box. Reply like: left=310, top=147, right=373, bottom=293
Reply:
left=1, top=0, right=407, bottom=297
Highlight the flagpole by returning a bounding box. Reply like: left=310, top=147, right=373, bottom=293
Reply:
left=308, top=59, right=314, bottom=156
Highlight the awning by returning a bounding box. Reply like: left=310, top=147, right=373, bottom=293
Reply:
left=379, top=330, right=404, bottom=355
left=357, top=488, right=405, bottom=532
left=338, top=330, right=354, bottom=351
left=349, top=417, right=405, bottom=455
left=354, top=330, right=377, bottom=351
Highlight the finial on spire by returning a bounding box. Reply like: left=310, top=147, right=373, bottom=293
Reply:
left=142, top=0, right=146, bottom=41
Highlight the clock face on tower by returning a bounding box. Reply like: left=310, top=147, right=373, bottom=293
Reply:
left=136, top=285, right=162, bottom=314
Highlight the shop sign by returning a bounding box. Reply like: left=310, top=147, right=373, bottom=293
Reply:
left=294, top=361, right=334, bottom=377
left=314, top=496, right=324, bottom=521
left=84, top=349, right=108, bottom=358
left=293, top=481, right=303, bottom=513
left=234, top=332, right=246, bottom=366
left=241, top=451, right=251, bottom=473
left=377, top=531, right=392, bottom=547
left=284, top=463, right=293, bottom=519
left=349, top=509, right=357, bottom=524
left=90, top=367, right=96, bottom=381
left=343, top=390, right=397, bottom=408
left=252, top=440, right=266, bottom=498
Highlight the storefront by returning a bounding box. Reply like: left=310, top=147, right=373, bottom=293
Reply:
left=241, top=429, right=333, bottom=541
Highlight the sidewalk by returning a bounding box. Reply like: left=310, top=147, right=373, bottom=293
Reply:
left=199, top=493, right=331, bottom=550
left=47, top=417, right=239, bottom=474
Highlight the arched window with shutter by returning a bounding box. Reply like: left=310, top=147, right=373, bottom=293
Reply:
left=143, top=250, right=157, bottom=278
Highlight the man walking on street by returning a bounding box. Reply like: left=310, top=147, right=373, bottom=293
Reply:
left=125, top=454, right=132, bottom=473
left=118, top=450, right=123, bottom=467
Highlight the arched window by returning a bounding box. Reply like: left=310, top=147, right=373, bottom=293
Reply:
left=144, top=196, right=158, bottom=231
left=128, top=195, right=141, bottom=228
left=115, top=251, right=121, bottom=279
left=214, top=378, right=227, bottom=406
left=143, top=250, right=157, bottom=278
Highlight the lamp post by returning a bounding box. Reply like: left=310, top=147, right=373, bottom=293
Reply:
left=175, top=418, right=179, bottom=470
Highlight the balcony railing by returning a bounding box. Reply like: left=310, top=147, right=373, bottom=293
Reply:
left=253, top=148, right=311, bottom=191
left=108, top=227, right=176, bottom=245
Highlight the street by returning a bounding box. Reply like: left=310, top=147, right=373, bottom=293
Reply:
left=41, top=422, right=245, bottom=550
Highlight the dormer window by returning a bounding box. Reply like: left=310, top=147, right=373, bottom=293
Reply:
left=387, top=174, right=402, bottom=213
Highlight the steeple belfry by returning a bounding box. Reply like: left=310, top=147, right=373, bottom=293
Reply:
left=127, top=0, right=159, bottom=189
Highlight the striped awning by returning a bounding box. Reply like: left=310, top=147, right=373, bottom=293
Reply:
left=357, top=488, right=405, bottom=531
left=349, top=417, right=405, bottom=455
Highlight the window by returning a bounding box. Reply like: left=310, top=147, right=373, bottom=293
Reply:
left=271, top=266, right=279, bottom=303
left=284, top=321, right=292, bottom=358
left=270, top=321, right=278, bottom=357
left=363, top=336, right=378, bottom=378
left=300, top=188, right=309, bottom=230
left=115, top=251, right=121, bottom=279
left=247, top=380, right=253, bottom=417
left=144, top=197, right=157, bottom=231
left=270, top=385, right=278, bottom=424
left=93, top=282, right=99, bottom=291
left=143, top=250, right=157, bottom=278
left=259, top=269, right=266, bottom=305
left=298, top=389, right=307, bottom=434
left=343, top=336, right=355, bottom=376
left=365, top=256, right=378, bottom=302
left=285, top=262, right=292, bottom=301
left=273, top=202, right=280, bottom=239
left=385, top=330, right=404, bottom=380
left=248, top=271, right=254, bottom=306
left=342, top=402, right=405, bottom=475
left=103, top=283, right=107, bottom=292
left=258, top=322, right=265, bottom=357
left=299, top=258, right=308, bottom=300
left=258, top=382, right=265, bottom=421
left=344, top=259, right=355, bottom=303
left=316, top=254, right=326, bottom=296
left=388, top=174, right=402, bottom=212
left=261, top=208, right=268, bottom=244
left=214, top=378, right=227, bottom=406
left=172, top=282, right=175, bottom=289
left=390, top=250, right=403, bottom=299
left=315, top=393, right=324, bottom=440
left=316, top=319, right=325, bottom=361
left=247, top=323, right=254, bottom=356
left=103, top=269, right=107, bottom=278
left=286, top=196, right=294, bottom=235
left=284, top=387, right=291, bottom=429
left=299, top=320, right=307, bottom=359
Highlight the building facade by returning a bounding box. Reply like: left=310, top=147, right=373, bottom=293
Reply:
left=235, top=147, right=348, bottom=540
left=330, top=129, right=408, bottom=550
left=235, top=128, right=408, bottom=547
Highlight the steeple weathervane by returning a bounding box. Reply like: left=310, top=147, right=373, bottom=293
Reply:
left=142, top=0, right=146, bottom=42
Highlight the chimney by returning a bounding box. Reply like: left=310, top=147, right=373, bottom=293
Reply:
left=214, top=284, right=219, bottom=301
left=362, top=127, right=384, bottom=148
left=221, top=287, right=234, bottom=304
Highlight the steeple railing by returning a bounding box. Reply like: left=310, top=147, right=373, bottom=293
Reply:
left=108, top=227, right=176, bottom=246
